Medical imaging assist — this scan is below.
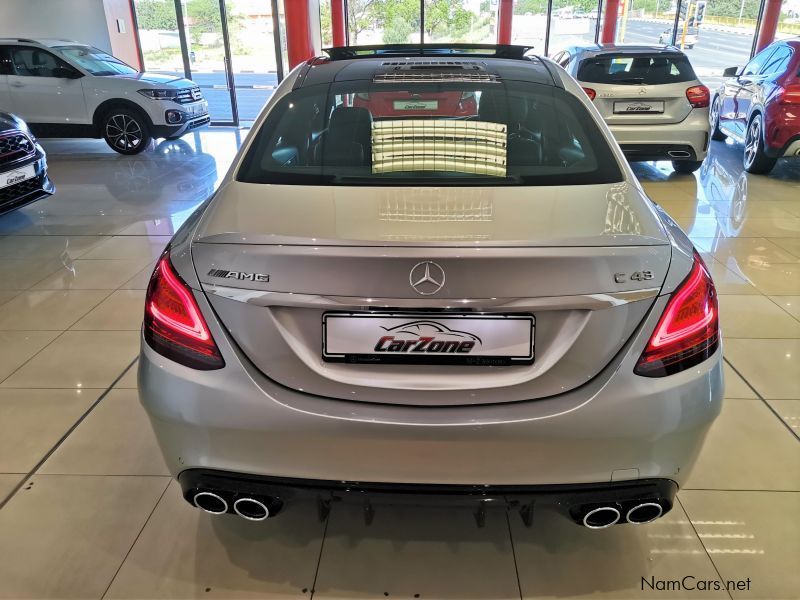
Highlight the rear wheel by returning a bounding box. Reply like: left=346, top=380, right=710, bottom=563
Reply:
left=672, top=160, right=703, bottom=174
left=103, top=108, right=151, bottom=155
left=743, top=114, right=777, bottom=174
left=710, top=97, right=727, bottom=141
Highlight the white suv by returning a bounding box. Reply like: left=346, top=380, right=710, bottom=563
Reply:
left=0, top=38, right=209, bottom=154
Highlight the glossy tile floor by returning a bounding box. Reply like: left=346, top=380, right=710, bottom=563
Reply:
left=0, top=130, right=798, bottom=599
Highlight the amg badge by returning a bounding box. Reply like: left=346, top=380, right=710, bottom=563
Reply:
left=208, top=269, right=270, bottom=283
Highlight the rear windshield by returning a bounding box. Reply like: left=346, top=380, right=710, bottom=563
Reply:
left=237, top=80, right=622, bottom=186
left=577, top=53, right=696, bottom=85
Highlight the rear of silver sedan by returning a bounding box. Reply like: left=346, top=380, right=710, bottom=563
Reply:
left=139, top=48, right=723, bottom=528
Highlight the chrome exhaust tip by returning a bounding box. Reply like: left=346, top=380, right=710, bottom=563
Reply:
left=193, top=491, right=228, bottom=515
left=582, top=506, right=621, bottom=529
left=626, top=502, right=664, bottom=524
left=233, top=497, right=270, bottom=521
left=668, top=150, right=692, bottom=158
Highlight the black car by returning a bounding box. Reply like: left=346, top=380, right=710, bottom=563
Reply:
left=0, top=112, right=54, bottom=214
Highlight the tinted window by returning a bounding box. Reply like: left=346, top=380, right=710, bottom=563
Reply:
left=741, top=47, right=776, bottom=76
left=53, top=45, right=137, bottom=76
left=237, top=80, right=622, bottom=187
left=760, top=46, right=793, bottom=76
left=0, top=47, right=12, bottom=75
left=11, top=47, right=72, bottom=77
left=577, top=53, right=696, bottom=85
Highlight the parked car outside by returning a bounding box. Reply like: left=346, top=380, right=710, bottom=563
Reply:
left=138, top=45, right=723, bottom=529
left=0, top=111, right=53, bottom=214
left=710, top=38, right=800, bottom=174
left=0, top=38, right=209, bottom=154
left=553, top=44, right=711, bottom=173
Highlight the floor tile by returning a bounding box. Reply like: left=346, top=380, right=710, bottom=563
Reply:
left=765, top=399, right=800, bottom=436
left=313, top=503, right=520, bottom=599
left=0, top=235, right=107, bottom=261
left=768, top=295, right=800, bottom=321
left=707, top=236, right=800, bottom=265
left=0, top=258, right=64, bottom=290
left=770, top=237, right=800, bottom=259
left=0, top=290, right=19, bottom=306
left=0, top=331, right=61, bottom=382
left=0, top=330, right=140, bottom=389
left=70, top=289, right=146, bottom=331
left=684, top=400, right=800, bottom=491
left=681, top=491, right=800, bottom=599
left=717, top=295, right=800, bottom=338
left=0, top=388, right=99, bottom=473
left=0, top=290, right=111, bottom=330
left=0, top=474, right=23, bottom=502
left=31, top=258, right=153, bottom=291
left=723, top=260, right=800, bottom=296
left=115, top=360, right=139, bottom=389
left=41, top=389, right=168, bottom=476
left=705, top=259, right=760, bottom=295
left=79, top=235, right=171, bottom=261
left=104, top=480, right=324, bottom=599
left=512, top=502, right=726, bottom=599
left=0, top=475, right=168, bottom=599
left=723, top=339, right=800, bottom=399
left=120, top=260, right=156, bottom=290
left=722, top=362, right=757, bottom=399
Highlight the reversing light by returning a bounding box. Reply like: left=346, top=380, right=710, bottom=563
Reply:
left=686, top=85, right=710, bottom=108
left=144, top=254, right=224, bottom=370
left=634, top=251, right=719, bottom=377
left=582, top=87, right=596, bottom=101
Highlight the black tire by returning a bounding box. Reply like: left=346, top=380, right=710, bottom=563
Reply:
left=102, top=108, right=151, bottom=155
left=672, top=160, right=704, bottom=174
left=710, top=96, right=727, bottom=141
left=743, top=114, right=777, bottom=174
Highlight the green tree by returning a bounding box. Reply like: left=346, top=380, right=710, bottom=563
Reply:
left=422, top=0, right=473, bottom=41
left=347, top=0, right=383, bottom=44
left=134, top=0, right=177, bottom=31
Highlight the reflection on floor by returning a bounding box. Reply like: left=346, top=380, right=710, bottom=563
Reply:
left=0, top=130, right=797, bottom=599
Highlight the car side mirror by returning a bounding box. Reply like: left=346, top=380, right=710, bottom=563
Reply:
left=53, top=66, right=82, bottom=79
left=723, top=66, right=739, bottom=78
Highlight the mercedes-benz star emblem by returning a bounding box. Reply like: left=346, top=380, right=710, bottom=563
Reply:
left=409, top=261, right=445, bottom=296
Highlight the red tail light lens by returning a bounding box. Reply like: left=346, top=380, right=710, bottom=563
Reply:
left=778, top=84, right=800, bottom=105
left=634, top=252, right=719, bottom=377
left=582, top=87, right=596, bottom=101
left=686, top=85, right=710, bottom=108
left=144, top=255, right=224, bottom=370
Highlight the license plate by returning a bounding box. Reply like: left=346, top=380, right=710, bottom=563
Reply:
left=323, top=313, right=534, bottom=365
left=614, top=100, right=665, bottom=114
left=192, top=101, right=208, bottom=116
left=393, top=100, right=439, bottom=111
left=0, top=164, right=36, bottom=190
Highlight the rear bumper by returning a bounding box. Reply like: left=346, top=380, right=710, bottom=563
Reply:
left=139, top=290, right=724, bottom=489
left=610, top=109, right=710, bottom=161
left=766, top=134, right=800, bottom=158
left=179, top=468, right=679, bottom=526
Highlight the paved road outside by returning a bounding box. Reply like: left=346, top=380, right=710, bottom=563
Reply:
left=152, top=19, right=755, bottom=123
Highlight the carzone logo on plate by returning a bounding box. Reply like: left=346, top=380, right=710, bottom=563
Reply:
left=373, top=320, right=482, bottom=354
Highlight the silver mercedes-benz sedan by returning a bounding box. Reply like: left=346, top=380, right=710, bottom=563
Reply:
left=139, top=45, right=723, bottom=529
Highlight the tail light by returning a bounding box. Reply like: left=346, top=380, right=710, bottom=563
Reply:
left=144, top=254, right=224, bottom=370
left=634, top=252, right=719, bottom=377
left=777, top=84, right=800, bottom=105
left=686, top=85, right=710, bottom=108
left=354, top=92, right=370, bottom=100
left=582, top=87, right=596, bottom=101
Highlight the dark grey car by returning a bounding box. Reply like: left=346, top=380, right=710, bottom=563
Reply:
left=0, top=111, right=54, bottom=214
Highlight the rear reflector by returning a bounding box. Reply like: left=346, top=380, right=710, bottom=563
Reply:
left=144, top=254, right=224, bottom=370
left=582, top=87, right=596, bottom=101
left=778, top=84, right=800, bottom=105
left=686, top=85, right=710, bottom=108
left=634, top=251, right=719, bottom=377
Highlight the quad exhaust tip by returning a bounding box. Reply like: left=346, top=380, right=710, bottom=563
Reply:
left=582, top=505, right=621, bottom=529
left=233, top=497, right=270, bottom=521
left=626, top=502, right=664, bottom=524
left=193, top=491, right=228, bottom=515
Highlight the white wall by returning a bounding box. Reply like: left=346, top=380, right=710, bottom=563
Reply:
left=0, top=0, right=112, bottom=52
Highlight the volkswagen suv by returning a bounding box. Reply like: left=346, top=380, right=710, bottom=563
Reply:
left=138, top=45, right=723, bottom=529
left=0, top=38, right=209, bottom=154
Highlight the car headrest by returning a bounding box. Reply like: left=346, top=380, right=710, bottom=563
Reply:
left=328, top=106, right=373, bottom=139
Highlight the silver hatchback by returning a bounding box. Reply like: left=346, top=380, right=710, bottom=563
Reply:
left=554, top=44, right=711, bottom=173
left=138, top=46, right=723, bottom=529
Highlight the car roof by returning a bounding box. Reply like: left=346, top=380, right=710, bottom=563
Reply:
left=571, top=43, right=686, bottom=57
left=295, top=44, right=559, bottom=89
left=0, top=38, right=85, bottom=48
